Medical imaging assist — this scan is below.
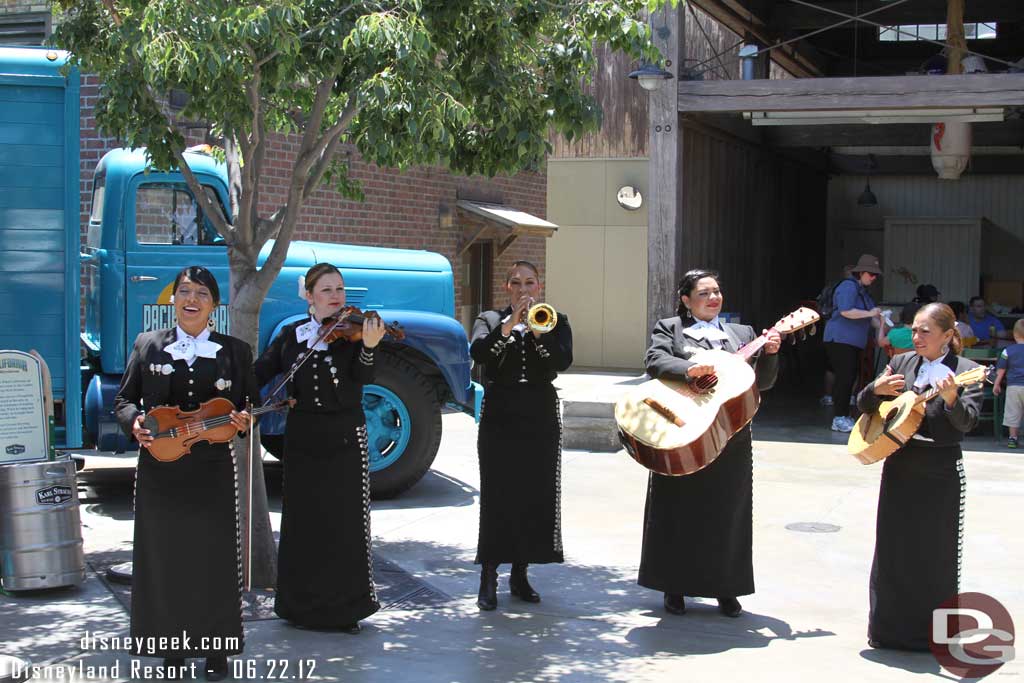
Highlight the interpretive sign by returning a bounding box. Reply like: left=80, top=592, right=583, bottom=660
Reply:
left=0, top=350, right=49, bottom=464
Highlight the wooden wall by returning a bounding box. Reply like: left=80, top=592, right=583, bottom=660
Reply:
left=550, top=5, right=743, bottom=160
left=675, top=122, right=828, bottom=330
left=827, top=174, right=1024, bottom=285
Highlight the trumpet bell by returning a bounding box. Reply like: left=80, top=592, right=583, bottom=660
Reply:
left=527, top=303, right=558, bottom=334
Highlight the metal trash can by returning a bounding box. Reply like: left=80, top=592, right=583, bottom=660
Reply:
left=0, top=454, right=85, bottom=591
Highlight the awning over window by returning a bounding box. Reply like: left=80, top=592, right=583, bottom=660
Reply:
left=456, top=200, right=558, bottom=256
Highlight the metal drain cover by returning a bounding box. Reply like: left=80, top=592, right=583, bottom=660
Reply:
left=785, top=522, right=841, bottom=533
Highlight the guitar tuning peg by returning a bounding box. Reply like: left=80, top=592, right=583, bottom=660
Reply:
left=787, top=334, right=797, bottom=345
left=809, top=323, right=817, bottom=336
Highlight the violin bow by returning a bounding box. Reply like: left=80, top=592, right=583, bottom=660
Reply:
left=260, top=309, right=355, bottom=407
left=244, top=398, right=254, bottom=592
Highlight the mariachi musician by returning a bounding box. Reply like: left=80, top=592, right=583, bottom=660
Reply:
left=114, top=266, right=256, bottom=681
left=254, top=262, right=384, bottom=633
left=470, top=260, right=572, bottom=611
left=638, top=269, right=780, bottom=617
left=857, top=302, right=982, bottom=651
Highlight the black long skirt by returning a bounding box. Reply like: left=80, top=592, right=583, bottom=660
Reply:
left=869, top=442, right=964, bottom=651
left=275, top=410, right=379, bottom=627
left=476, top=383, right=563, bottom=565
left=131, top=443, right=243, bottom=658
left=638, top=426, right=754, bottom=598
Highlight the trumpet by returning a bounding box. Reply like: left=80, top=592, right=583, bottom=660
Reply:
left=525, top=302, right=558, bottom=334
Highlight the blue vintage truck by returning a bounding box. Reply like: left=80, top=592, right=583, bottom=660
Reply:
left=1, top=46, right=479, bottom=496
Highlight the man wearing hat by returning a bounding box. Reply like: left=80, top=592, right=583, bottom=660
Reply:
left=823, top=254, right=885, bottom=432
left=913, top=284, right=940, bottom=304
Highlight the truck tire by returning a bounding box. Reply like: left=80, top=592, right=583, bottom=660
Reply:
left=362, top=352, right=442, bottom=498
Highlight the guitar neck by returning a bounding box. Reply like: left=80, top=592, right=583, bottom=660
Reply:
left=912, top=374, right=974, bottom=406
left=736, top=331, right=771, bottom=361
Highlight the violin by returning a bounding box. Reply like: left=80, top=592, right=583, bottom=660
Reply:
left=320, top=306, right=406, bottom=343
left=142, top=397, right=288, bottom=462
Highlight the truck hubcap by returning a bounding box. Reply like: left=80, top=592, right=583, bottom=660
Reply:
left=361, top=385, right=411, bottom=472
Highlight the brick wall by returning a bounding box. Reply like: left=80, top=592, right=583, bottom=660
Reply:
left=75, top=79, right=548, bottom=319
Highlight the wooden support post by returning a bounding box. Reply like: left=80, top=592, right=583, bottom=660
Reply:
left=946, top=0, right=966, bottom=75
left=495, top=232, right=519, bottom=257
left=647, top=2, right=685, bottom=337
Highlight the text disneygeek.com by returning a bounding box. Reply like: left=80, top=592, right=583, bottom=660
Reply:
left=5, top=632, right=317, bottom=680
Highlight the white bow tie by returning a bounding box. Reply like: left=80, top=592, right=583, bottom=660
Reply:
left=915, top=357, right=954, bottom=390
left=687, top=319, right=729, bottom=342
left=163, top=335, right=221, bottom=366
left=296, top=320, right=328, bottom=351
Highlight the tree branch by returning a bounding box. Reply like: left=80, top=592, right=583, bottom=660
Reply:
left=303, top=93, right=361, bottom=199
left=172, top=146, right=235, bottom=244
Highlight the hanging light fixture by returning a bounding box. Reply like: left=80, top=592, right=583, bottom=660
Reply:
left=857, top=178, right=878, bottom=207
left=857, top=153, right=878, bottom=207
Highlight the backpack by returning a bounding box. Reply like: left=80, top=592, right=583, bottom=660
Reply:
left=816, top=281, right=841, bottom=319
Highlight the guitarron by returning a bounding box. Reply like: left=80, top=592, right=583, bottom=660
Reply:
left=847, top=366, right=987, bottom=464
left=615, top=308, right=819, bottom=476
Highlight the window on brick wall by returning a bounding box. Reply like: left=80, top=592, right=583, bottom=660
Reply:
left=0, top=12, right=52, bottom=45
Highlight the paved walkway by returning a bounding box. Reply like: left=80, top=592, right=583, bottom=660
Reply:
left=1, top=376, right=1021, bottom=682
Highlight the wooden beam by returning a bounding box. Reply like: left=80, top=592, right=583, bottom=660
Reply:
left=690, top=0, right=822, bottom=77
left=769, top=0, right=1022, bottom=30
left=764, top=119, right=1024, bottom=148
left=677, top=73, right=1024, bottom=113
left=946, top=0, right=966, bottom=75
left=647, top=2, right=685, bottom=333
left=829, top=152, right=1024, bottom=176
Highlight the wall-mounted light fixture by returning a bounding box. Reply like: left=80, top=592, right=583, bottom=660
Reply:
left=628, top=63, right=674, bottom=91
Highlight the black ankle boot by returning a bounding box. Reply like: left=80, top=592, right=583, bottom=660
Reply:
left=717, top=596, right=743, bottom=617
left=477, top=563, right=498, bottom=611
left=162, top=658, right=186, bottom=680
left=205, top=655, right=229, bottom=681
left=510, top=563, right=541, bottom=603
left=663, top=593, right=686, bottom=615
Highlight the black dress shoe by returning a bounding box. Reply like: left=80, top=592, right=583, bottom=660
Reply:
left=163, top=658, right=186, bottom=681
left=717, top=597, right=743, bottom=617
left=663, top=593, right=686, bottom=615
left=477, top=562, right=498, bottom=611
left=205, top=655, right=229, bottom=681
left=509, top=563, right=541, bottom=603
left=339, top=623, right=361, bottom=634
left=867, top=638, right=884, bottom=649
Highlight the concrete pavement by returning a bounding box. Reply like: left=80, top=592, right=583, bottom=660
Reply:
left=2, top=383, right=1022, bottom=682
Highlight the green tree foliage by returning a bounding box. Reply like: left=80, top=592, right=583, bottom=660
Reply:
left=53, top=0, right=667, bottom=585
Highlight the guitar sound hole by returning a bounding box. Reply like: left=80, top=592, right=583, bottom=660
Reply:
left=695, top=374, right=718, bottom=392
left=883, top=406, right=900, bottom=429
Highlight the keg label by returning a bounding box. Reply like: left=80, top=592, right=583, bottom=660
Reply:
left=6, top=443, right=25, bottom=455
left=36, top=485, right=73, bottom=505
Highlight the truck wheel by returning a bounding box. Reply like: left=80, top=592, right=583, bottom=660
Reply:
left=363, top=353, right=442, bottom=498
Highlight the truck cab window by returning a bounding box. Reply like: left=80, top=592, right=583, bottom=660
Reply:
left=135, top=183, right=227, bottom=246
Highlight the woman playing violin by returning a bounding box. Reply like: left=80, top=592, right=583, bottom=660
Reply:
left=470, top=260, right=573, bottom=611
left=639, top=269, right=780, bottom=618
left=858, top=303, right=983, bottom=651
left=114, top=266, right=256, bottom=680
left=254, top=263, right=384, bottom=633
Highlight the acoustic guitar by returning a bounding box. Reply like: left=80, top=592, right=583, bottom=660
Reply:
left=615, top=308, right=820, bottom=476
left=847, top=366, right=987, bottom=464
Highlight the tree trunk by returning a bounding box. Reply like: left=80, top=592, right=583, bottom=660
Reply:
left=230, top=274, right=278, bottom=589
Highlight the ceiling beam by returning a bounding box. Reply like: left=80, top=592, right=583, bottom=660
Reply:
left=677, top=73, right=1024, bottom=113
left=769, top=1, right=1023, bottom=30
left=689, top=0, right=824, bottom=77
left=761, top=119, right=1024, bottom=148
left=828, top=151, right=1024, bottom=175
